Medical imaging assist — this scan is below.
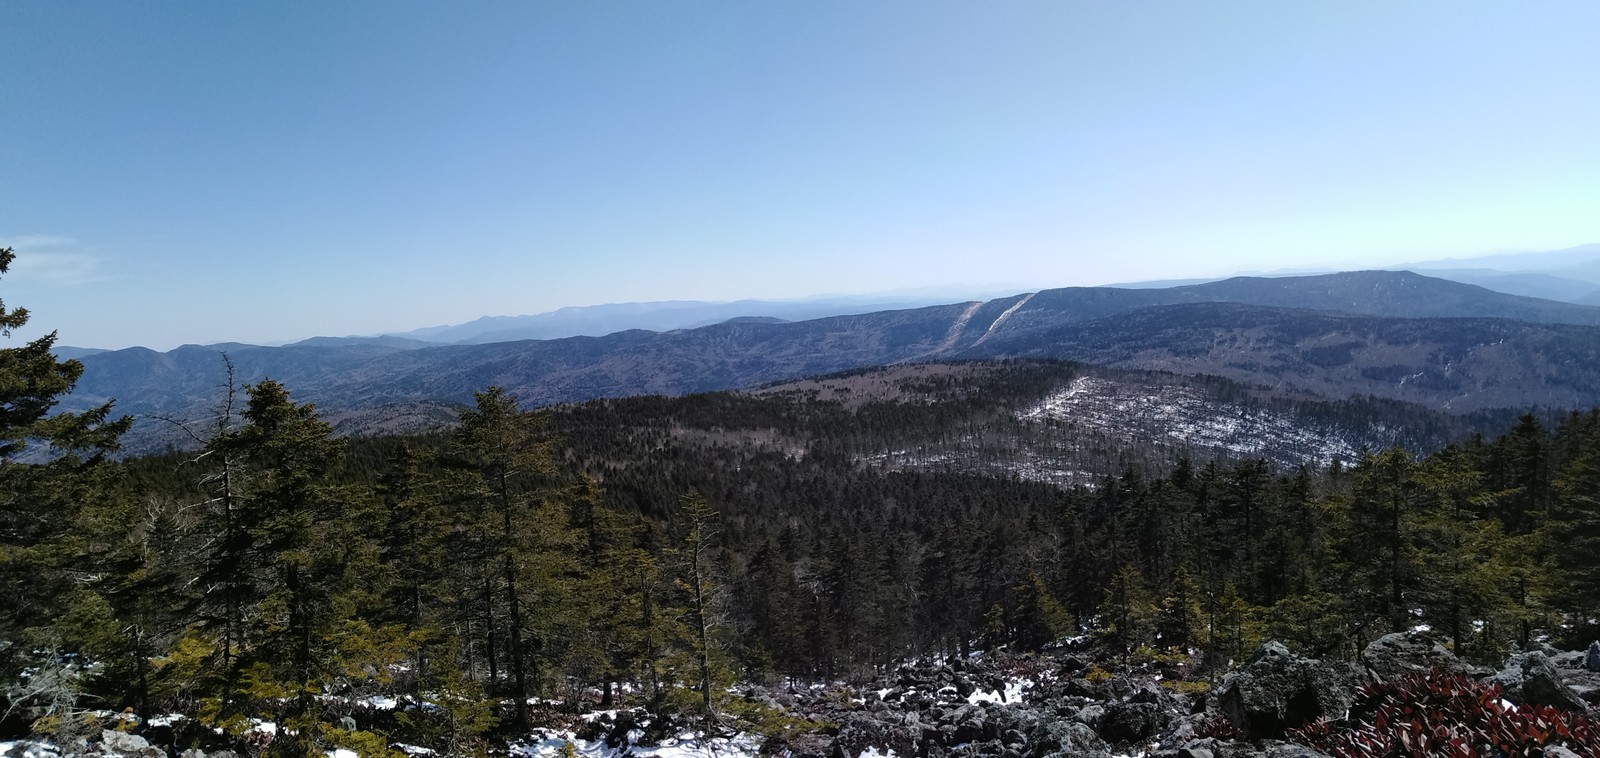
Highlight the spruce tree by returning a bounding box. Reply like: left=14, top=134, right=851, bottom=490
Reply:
left=211, top=380, right=390, bottom=756
left=1547, top=435, right=1600, bottom=641
left=0, top=247, right=130, bottom=732
left=673, top=493, right=730, bottom=722
left=441, top=386, right=572, bottom=730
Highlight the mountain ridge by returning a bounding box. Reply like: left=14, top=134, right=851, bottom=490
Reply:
left=61, top=270, right=1600, bottom=453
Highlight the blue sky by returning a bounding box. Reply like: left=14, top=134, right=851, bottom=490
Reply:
left=4, top=1, right=1598, bottom=349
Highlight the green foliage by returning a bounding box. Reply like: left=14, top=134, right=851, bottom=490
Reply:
left=1261, top=592, right=1344, bottom=658
left=1009, top=573, right=1073, bottom=651
left=1095, top=564, right=1156, bottom=659
left=0, top=247, right=129, bottom=729
left=1155, top=566, right=1206, bottom=652
left=723, top=696, right=826, bottom=746
left=1158, top=678, right=1211, bottom=695
left=1209, top=582, right=1263, bottom=666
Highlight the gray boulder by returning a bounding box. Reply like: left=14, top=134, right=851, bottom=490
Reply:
left=1587, top=641, right=1600, bottom=672
left=1261, top=741, right=1333, bottom=757
left=1491, top=650, right=1589, bottom=712
left=1098, top=701, right=1165, bottom=744
left=1216, top=641, right=1357, bottom=739
left=1360, top=630, right=1466, bottom=679
left=1029, top=718, right=1110, bottom=756
left=97, top=730, right=162, bottom=758
left=1159, top=737, right=1263, bottom=758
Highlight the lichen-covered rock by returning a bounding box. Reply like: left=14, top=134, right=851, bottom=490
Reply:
left=1260, top=741, right=1333, bottom=757
left=1028, top=717, right=1111, bottom=756
left=96, top=730, right=162, bottom=758
left=1215, top=641, right=1357, bottom=739
left=1360, top=630, right=1466, bottom=679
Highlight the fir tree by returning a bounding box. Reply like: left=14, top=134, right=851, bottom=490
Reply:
left=440, top=386, right=573, bottom=730
left=0, top=247, right=130, bottom=733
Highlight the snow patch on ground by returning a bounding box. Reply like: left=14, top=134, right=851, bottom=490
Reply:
left=359, top=695, right=400, bottom=710
left=966, top=678, right=1028, bottom=704
left=0, top=741, right=60, bottom=758
left=512, top=729, right=759, bottom=758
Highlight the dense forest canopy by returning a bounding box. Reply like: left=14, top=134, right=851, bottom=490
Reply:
left=5, top=247, right=1600, bottom=756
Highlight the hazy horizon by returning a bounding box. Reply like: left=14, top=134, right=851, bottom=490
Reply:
left=6, top=1, right=1599, bottom=349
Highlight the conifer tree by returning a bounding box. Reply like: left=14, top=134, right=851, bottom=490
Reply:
left=1547, top=436, right=1600, bottom=641
left=673, top=493, right=731, bottom=722
left=441, top=386, right=572, bottom=730
left=1340, top=448, right=1423, bottom=633
left=1209, top=582, right=1262, bottom=665
left=1410, top=447, right=1511, bottom=660
left=738, top=537, right=807, bottom=681
left=1096, top=564, right=1156, bottom=660
left=0, top=247, right=130, bottom=731
left=210, top=379, right=392, bottom=756
left=1155, top=566, right=1206, bottom=652
left=1011, top=572, right=1073, bottom=651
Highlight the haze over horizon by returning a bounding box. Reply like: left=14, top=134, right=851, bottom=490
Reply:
left=5, top=1, right=1599, bottom=350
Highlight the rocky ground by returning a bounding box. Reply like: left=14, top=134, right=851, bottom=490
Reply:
left=715, top=633, right=1600, bottom=757
left=12, top=634, right=1600, bottom=757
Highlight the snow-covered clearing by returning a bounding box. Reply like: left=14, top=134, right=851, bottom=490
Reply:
left=1022, top=377, right=1363, bottom=466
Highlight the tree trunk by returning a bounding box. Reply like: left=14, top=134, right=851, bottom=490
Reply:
left=499, top=470, right=530, bottom=731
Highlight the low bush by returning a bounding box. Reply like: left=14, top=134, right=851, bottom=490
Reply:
left=1289, top=668, right=1599, bottom=756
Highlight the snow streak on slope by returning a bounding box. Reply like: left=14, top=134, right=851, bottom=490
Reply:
left=932, top=301, right=985, bottom=354
left=971, top=292, right=1035, bottom=346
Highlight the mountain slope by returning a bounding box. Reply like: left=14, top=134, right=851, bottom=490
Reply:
left=971, top=302, right=1600, bottom=411
left=1008, top=270, right=1600, bottom=328
left=742, top=361, right=1480, bottom=480
left=1407, top=269, right=1600, bottom=303
left=65, top=270, right=1600, bottom=454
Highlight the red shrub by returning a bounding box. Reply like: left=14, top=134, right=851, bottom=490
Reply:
left=1288, top=669, right=1598, bottom=757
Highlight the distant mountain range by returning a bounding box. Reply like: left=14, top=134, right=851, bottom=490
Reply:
left=379, top=290, right=1023, bottom=344
left=58, top=269, right=1600, bottom=454
left=1107, top=243, right=1600, bottom=304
